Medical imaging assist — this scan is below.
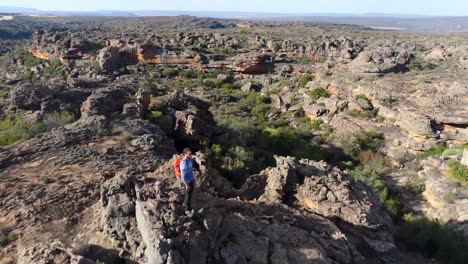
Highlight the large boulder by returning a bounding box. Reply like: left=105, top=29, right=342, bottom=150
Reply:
left=11, top=84, right=54, bottom=110
left=257, top=156, right=399, bottom=263
left=80, top=88, right=129, bottom=119
left=231, top=52, right=274, bottom=74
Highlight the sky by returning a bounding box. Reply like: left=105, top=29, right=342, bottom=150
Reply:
left=2, top=0, right=468, bottom=16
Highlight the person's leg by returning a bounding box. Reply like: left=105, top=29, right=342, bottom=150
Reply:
left=183, top=182, right=189, bottom=209
left=186, top=180, right=194, bottom=210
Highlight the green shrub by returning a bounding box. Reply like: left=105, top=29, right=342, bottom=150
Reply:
left=140, top=77, right=158, bottom=91
left=447, top=160, right=468, bottom=185
left=340, top=130, right=383, bottom=158
left=416, top=145, right=448, bottom=160
left=309, top=87, right=330, bottom=99
left=396, top=215, right=468, bottom=264
left=0, top=112, right=75, bottom=146
left=179, top=70, right=196, bottom=78
left=441, top=148, right=465, bottom=157
left=299, top=74, right=314, bottom=88
left=211, top=47, right=238, bottom=56
left=162, top=68, right=178, bottom=77
left=44, top=59, right=63, bottom=78
left=203, top=79, right=217, bottom=88
left=355, top=94, right=369, bottom=100
left=147, top=111, right=173, bottom=134
left=0, top=228, right=18, bottom=248
left=407, top=57, right=433, bottom=71
left=349, top=155, right=398, bottom=215
left=405, top=177, right=426, bottom=194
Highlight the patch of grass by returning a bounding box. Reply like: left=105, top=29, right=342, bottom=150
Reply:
left=381, top=95, right=399, bottom=107
left=340, top=130, right=384, bottom=159
left=0, top=112, right=75, bottom=146
left=299, top=74, right=314, bottom=88
left=355, top=94, right=369, bottom=100
left=178, top=70, right=197, bottom=79
left=443, top=192, right=456, bottom=204
left=309, top=87, right=330, bottom=99
left=416, top=145, right=447, bottom=161
left=0, top=228, right=18, bottom=248
left=415, top=75, right=430, bottom=84
left=210, top=47, right=238, bottom=57
left=10, top=49, right=44, bottom=67
left=396, top=214, right=468, bottom=264
left=349, top=155, right=398, bottom=215
left=447, top=160, right=468, bottom=185
left=44, top=59, right=63, bottom=78
left=162, top=67, right=178, bottom=77
left=407, top=57, right=433, bottom=71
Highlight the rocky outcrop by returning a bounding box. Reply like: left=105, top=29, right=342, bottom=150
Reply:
left=418, top=156, right=468, bottom=235
left=258, top=156, right=399, bottom=263
left=80, top=88, right=129, bottom=119
left=346, top=47, right=412, bottom=73
left=100, top=175, right=365, bottom=264
left=17, top=241, right=95, bottom=264
left=231, top=52, right=274, bottom=74
left=11, top=84, right=54, bottom=110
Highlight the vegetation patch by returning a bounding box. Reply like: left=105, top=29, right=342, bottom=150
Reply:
left=147, top=111, right=173, bottom=135
left=0, top=227, right=18, bottom=248
left=447, top=160, right=468, bottom=185
left=397, top=213, right=468, bottom=264
left=309, top=87, right=330, bottom=99
left=0, top=112, right=76, bottom=146
left=298, top=74, right=314, bottom=88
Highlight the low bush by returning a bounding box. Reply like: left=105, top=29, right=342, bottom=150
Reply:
left=0, top=228, right=18, bottom=248
left=396, top=214, right=468, bottom=264
left=162, top=67, right=178, bottom=77
left=0, top=112, right=76, bottom=146
left=340, top=130, right=384, bottom=159
left=407, top=57, right=433, bottom=71
left=405, top=177, right=426, bottom=194
left=44, top=59, right=64, bottom=78
left=178, top=70, right=196, bottom=79
left=447, top=160, right=468, bottom=185
left=355, top=94, right=369, bottom=100
left=309, top=87, right=330, bottom=99
left=299, top=74, right=314, bottom=88
left=416, top=145, right=448, bottom=161
left=349, top=155, right=398, bottom=215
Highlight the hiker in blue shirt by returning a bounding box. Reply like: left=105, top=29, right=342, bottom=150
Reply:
left=180, top=147, right=194, bottom=211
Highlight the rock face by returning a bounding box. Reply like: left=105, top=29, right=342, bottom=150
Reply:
left=162, top=92, right=218, bottom=143
left=11, top=84, right=53, bottom=110
left=395, top=111, right=436, bottom=138
left=80, top=88, right=129, bottom=119
left=418, top=156, right=468, bottom=235
left=259, top=156, right=399, bottom=263
left=231, top=52, right=274, bottom=74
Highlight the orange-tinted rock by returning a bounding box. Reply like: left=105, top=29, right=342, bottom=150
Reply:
left=29, top=48, right=50, bottom=60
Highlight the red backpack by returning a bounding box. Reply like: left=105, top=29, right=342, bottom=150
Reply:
left=173, top=156, right=182, bottom=179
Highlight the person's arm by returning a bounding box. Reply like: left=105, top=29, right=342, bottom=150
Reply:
left=180, top=160, right=190, bottom=190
